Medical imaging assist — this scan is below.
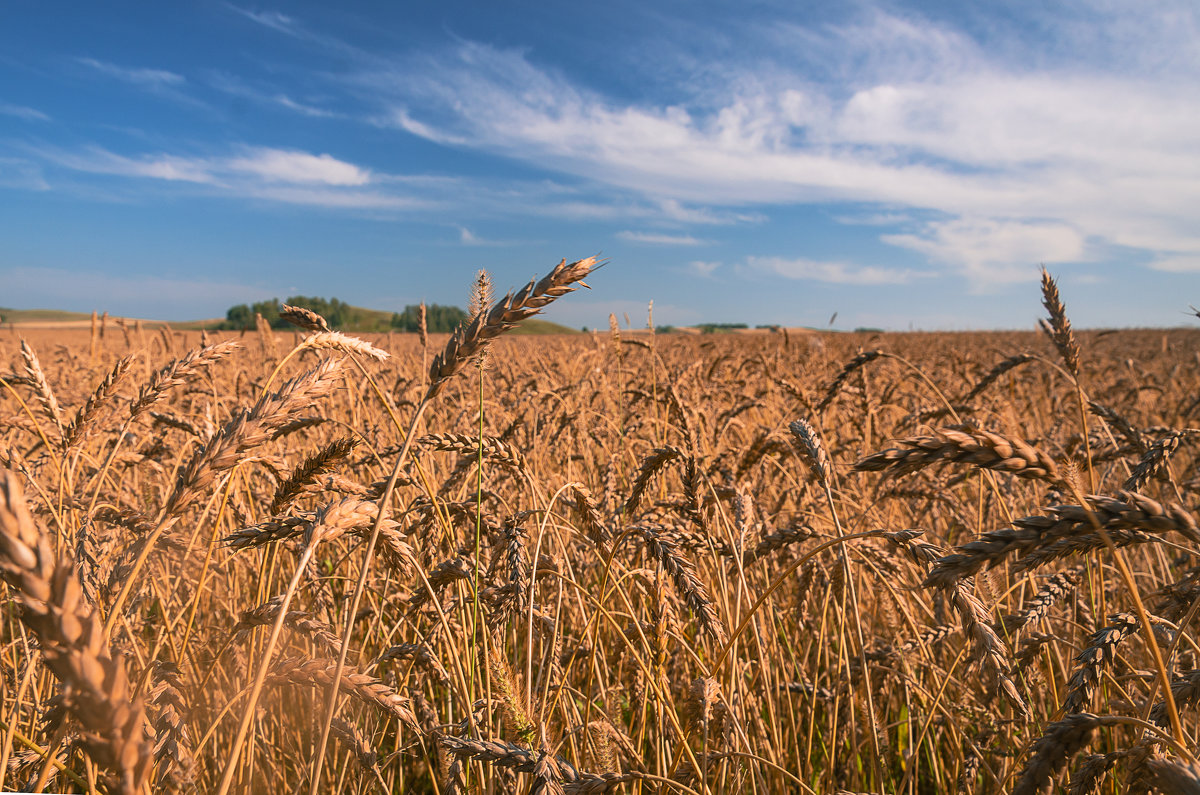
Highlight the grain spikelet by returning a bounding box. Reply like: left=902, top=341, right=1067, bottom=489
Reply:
left=0, top=470, right=151, bottom=794
left=426, top=256, right=597, bottom=400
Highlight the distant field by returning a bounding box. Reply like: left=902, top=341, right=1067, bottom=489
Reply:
left=4, top=314, right=1195, bottom=792
left=4, top=266, right=1199, bottom=794
left=0, top=307, right=579, bottom=334
left=0, top=307, right=97, bottom=324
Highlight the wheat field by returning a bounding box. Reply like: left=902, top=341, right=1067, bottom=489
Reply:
left=2, top=260, right=1200, bottom=794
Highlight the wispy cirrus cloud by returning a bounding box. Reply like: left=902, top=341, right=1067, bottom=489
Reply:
left=77, top=57, right=185, bottom=88
left=75, top=57, right=211, bottom=110
left=29, top=144, right=423, bottom=209
left=746, top=256, right=933, bottom=285
left=617, top=230, right=709, bottom=246
left=206, top=73, right=339, bottom=118
left=39, top=145, right=369, bottom=186
left=0, top=158, right=49, bottom=190
left=0, top=102, right=50, bottom=122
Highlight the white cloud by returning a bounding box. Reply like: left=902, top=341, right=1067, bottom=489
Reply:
left=1148, top=254, right=1200, bottom=273
left=40, top=146, right=371, bottom=188
left=225, top=148, right=370, bottom=186
left=618, top=231, right=708, bottom=246
left=687, top=260, right=721, bottom=278
left=0, top=102, right=50, bottom=122
left=229, top=8, right=298, bottom=35
left=656, top=199, right=764, bottom=225
left=882, top=219, right=1086, bottom=284
left=28, top=145, right=429, bottom=210
left=77, top=57, right=186, bottom=88
left=747, top=256, right=933, bottom=285
left=370, top=14, right=1200, bottom=285
left=455, top=226, right=518, bottom=246
left=45, top=148, right=218, bottom=183
left=833, top=212, right=911, bottom=227
left=243, top=185, right=424, bottom=209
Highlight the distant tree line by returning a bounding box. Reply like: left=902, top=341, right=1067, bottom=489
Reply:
left=390, top=303, right=468, bottom=333
left=220, top=296, right=468, bottom=333
left=696, top=322, right=749, bottom=334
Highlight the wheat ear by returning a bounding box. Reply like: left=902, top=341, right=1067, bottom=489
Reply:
left=0, top=470, right=151, bottom=794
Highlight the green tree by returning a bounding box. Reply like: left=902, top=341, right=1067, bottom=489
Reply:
left=390, top=304, right=468, bottom=333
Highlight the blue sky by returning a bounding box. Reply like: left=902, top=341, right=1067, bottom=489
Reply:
left=2, top=1, right=1198, bottom=330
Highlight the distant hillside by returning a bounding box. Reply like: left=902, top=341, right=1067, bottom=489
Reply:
left=0, top=307, right=95, bottom=323
left=0, top=305, right=580, bottom=335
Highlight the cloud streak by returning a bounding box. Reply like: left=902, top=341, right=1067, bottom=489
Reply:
left=77, top=57, right=186, bottom=88
left=29, top=145, right=427, bottom=209
left=617, top=231, right=709, bottom=246
left=746, top=256, right=933, bottom=285
left=367, top=8, right=1199, bottom=286
left=0, top=102, right=50, bottom=122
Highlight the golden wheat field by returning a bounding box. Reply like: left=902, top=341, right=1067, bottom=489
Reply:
left=3, top=261, right=1200, bottom=794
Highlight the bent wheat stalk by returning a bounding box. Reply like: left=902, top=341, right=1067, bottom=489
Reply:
left=305, top=256, right=599, bottom=795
